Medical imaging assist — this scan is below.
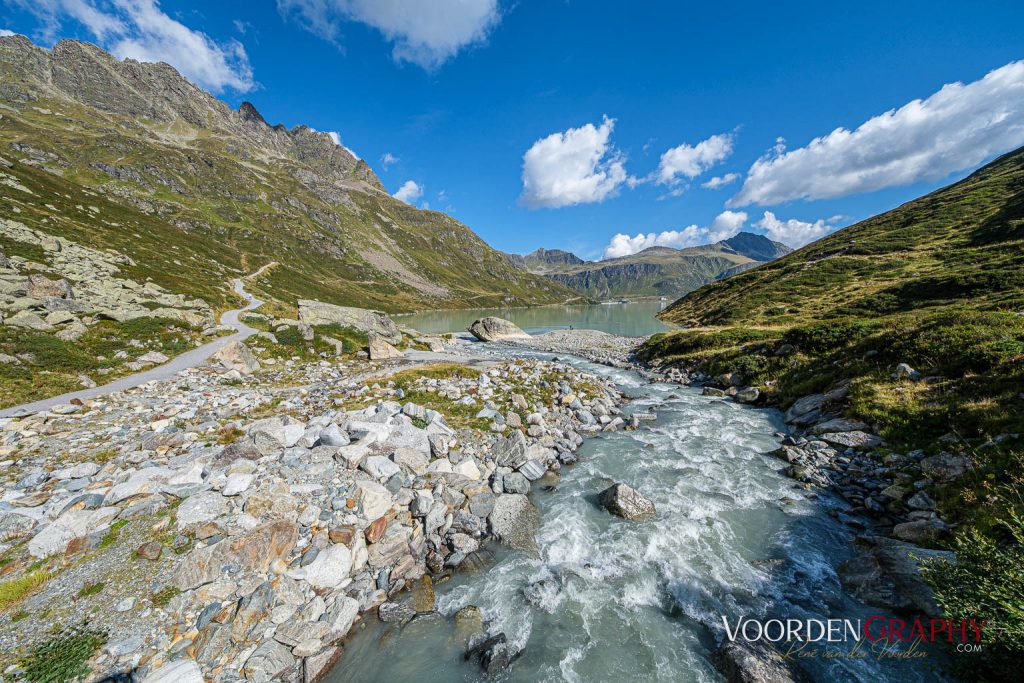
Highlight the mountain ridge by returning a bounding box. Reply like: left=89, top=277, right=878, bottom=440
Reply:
left=0, top=34, right=578, bottom=315
left=505, top=231, right=792, bottom=300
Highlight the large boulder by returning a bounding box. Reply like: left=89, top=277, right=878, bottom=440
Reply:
left=27, top=274, right=73, bottom=299
left=213, top=340, right=260, bottom=374
left=297, top=300, right=401, bottom=344
left=488, top=494, right=540, bottom=553
left=598, top=483, right=656, bottom=520
left=367, top=335, right=403, bottom=360
left=468, top=317, right=530, bottom=342
left=174, top=520, right=297, bottom=590
left=837, top=536, right=954, bottom=615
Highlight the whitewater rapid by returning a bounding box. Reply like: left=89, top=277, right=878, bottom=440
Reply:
left=329, top=353, right=941, bottom=682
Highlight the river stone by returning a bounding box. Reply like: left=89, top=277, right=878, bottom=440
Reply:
left=819, top=431, right=883, bottom=449
left=502, top=472, right=530, bottom=494
left=361, top=455, right=401, bottom=480
left=734, top=387, right=760, bottom=404
left=488, top=494, right=539, bottom=553
left=713, top=639, right=810, bottom=683
left=356, top=480, right=393, bottom=519
left=175, top=520, right=297, bottom=590
left=243, top=639, right=296, bottom=682
left=297, top=300, right=401, bottom=343
left=465, top=632, right=516, bottom=676
left=324, top=596, right=361, bottom=645
left=467, top=316, right=530, bottom=342
left=517, top=459, right=546, bottom=481
left=379, top=600, right=416, bottom=624
left=599, top=483, right=656, bottom=521
left=493, top=430, right=528, bottom=468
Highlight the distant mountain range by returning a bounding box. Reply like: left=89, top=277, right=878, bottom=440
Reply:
left=504, top=232, right=792, bottom=300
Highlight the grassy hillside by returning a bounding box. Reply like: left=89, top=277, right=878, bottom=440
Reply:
left=0, top=36, right=577, bottom=316
left=659, top=149, right=1024, bottom=327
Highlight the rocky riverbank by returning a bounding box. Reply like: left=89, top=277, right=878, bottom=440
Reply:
left=0, top=330, right=626, bottom=682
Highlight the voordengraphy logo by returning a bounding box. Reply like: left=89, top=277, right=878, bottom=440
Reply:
left=722, top=616, right=987, bottom=659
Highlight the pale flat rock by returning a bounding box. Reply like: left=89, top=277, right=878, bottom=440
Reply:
left=355, top=480, right=393, bottom=520
left=142, top=658, right=205, bottom=683
left=298, top=543, right=352, bottom=589
left=176, top=491, right=230, bottom=528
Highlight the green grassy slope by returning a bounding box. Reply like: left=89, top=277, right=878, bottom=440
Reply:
left=659, top=148, right=1024, bottom=327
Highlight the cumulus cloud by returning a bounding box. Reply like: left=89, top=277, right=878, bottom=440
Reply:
left=701, top=172, right=740, bottom=190
left=752, top=211, right=839, bottom=247
left=381, top=152, right=398, bottom=168
left=730, top=60, right=1024, bottom=207
left=393, top=179, right=423, bottom=204
left=14, top=0, right=254, bottom=92
left=0, top=29, right=16, bottom=37
left=601, top=210, right=749, bottom=259
left=278, top=0, right=500, bottom=70
left=655, top=133, right=733, bottom=187
left=520, top=116, right=629, bottom=209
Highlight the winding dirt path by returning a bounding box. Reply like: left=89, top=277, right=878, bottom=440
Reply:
left=0, top=264, right=276, bottom=417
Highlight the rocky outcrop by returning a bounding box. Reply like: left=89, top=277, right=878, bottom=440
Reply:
left=713, top=640, right=809, bottom=683
left=468, top=317, right=530, bottom=342
left=297, top=300, right=401, bottom=344
left=598, top=483, right=656, bottom=520
left=837, top=536, right=954, bottom=615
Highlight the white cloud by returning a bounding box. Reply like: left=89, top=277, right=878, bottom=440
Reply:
left=278, top=0, right=500, bottom=70
left=381, top=152, right=398, bottom=168
left=393, top=179, right=423, bottom=204
left=0, top=29, right=16, bottom=37
left=730, top=60, right=1024, bottom=207
left=601, top=210, right=748, bottom=259
left=520, top=116, right=629, bottom=209
left=752, top=211, right=838, bottom=247
left=15, top=0, right=254, bottom=93
left=701, top=172, right=740, bottom=189
left=655, top=133, right=733, bottom=187
left=324, top=131, right=359, bottom=158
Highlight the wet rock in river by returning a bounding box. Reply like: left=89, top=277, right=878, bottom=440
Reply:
left=598, top=482, right=656, bottom=521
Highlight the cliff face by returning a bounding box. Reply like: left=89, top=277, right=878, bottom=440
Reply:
left=0, top=35, right=577, bottom=313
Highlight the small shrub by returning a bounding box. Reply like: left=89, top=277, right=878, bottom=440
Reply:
left=151, top=585, right=180, bottom=607
left=16, top=621, right=107, bottom=683
left=920, top=512, right=1024, bottom=681
left=75, top=582, right=105, bottom=599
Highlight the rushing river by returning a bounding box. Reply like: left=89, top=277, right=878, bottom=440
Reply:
left=329, top=352, right=943, bottom=682
left=395, top=301, right=673, bottom=337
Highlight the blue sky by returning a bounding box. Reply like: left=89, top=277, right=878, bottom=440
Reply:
left=3, top=1, right=1023, bottom=260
